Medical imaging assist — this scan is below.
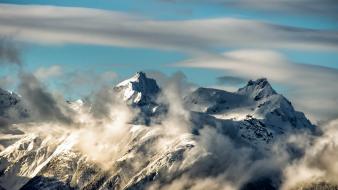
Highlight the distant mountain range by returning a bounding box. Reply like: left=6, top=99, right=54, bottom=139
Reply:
left=0, top=72, right=331, bottom=190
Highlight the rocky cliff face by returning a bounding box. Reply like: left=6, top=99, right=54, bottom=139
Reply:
left=0, top=88, right=29, bottom=125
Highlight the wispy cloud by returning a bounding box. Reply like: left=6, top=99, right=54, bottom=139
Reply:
left=216, top=76, right=247, bottom=86
left=0, top=75, right=15, bottom=89
left=162, top=0, right=338, bottom=20
left=17, top=72, right=74, bottom=124
left=220, top=0, right=338, bottom=20
left=34, top=65, right=62, bottom=80
left=0, top=3, right=338, bottom=55
left=0, top=37, right=21, bottom=66
left=176, top=49, right=338, bottom=122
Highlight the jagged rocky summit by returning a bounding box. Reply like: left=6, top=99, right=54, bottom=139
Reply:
left=114, top=72, right=160, bottom=106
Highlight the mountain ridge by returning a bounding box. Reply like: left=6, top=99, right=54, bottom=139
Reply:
left=0, top=71, right=317, bottom=190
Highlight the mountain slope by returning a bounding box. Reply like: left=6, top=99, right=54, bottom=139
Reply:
left=185, top=78, right=314, bottom=148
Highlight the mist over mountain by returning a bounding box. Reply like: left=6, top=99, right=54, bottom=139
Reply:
left=0, top=71, right=337, bottom=190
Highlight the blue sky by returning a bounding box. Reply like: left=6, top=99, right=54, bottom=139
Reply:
left=0, top=0, right=338, bottom=121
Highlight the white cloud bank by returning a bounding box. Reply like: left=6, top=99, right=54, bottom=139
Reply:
left=282, top=118, right=338, bottom=189
left=0, top=3, right=338, bottom=55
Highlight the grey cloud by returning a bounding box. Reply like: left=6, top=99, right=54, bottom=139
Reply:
left=222, top=0, right=338, bottom=20
left=0, top=75, right=16, bottom=89
left=17, top=72, right=73, bottom=124
left=87, top=86, right=117, bottom=119
left=0, top=37, right=21, bottom=66
left=162, top=0, right=338, bottom=20
left=59, top=70, right=118, bottom=98
left=147, top=71, right=196, bottom=95
left=216, top=76, right=247, bottom=86
left=34, top=65, right=62, bottom=80
left=0, top=4, right=338, bottom=55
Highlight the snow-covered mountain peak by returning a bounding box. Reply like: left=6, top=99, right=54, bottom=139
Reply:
left=114, top=72, right=160, bottom=105
left=116, top=72, right=147, bottom=87
left=237, top=78, right=277, bottom=101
